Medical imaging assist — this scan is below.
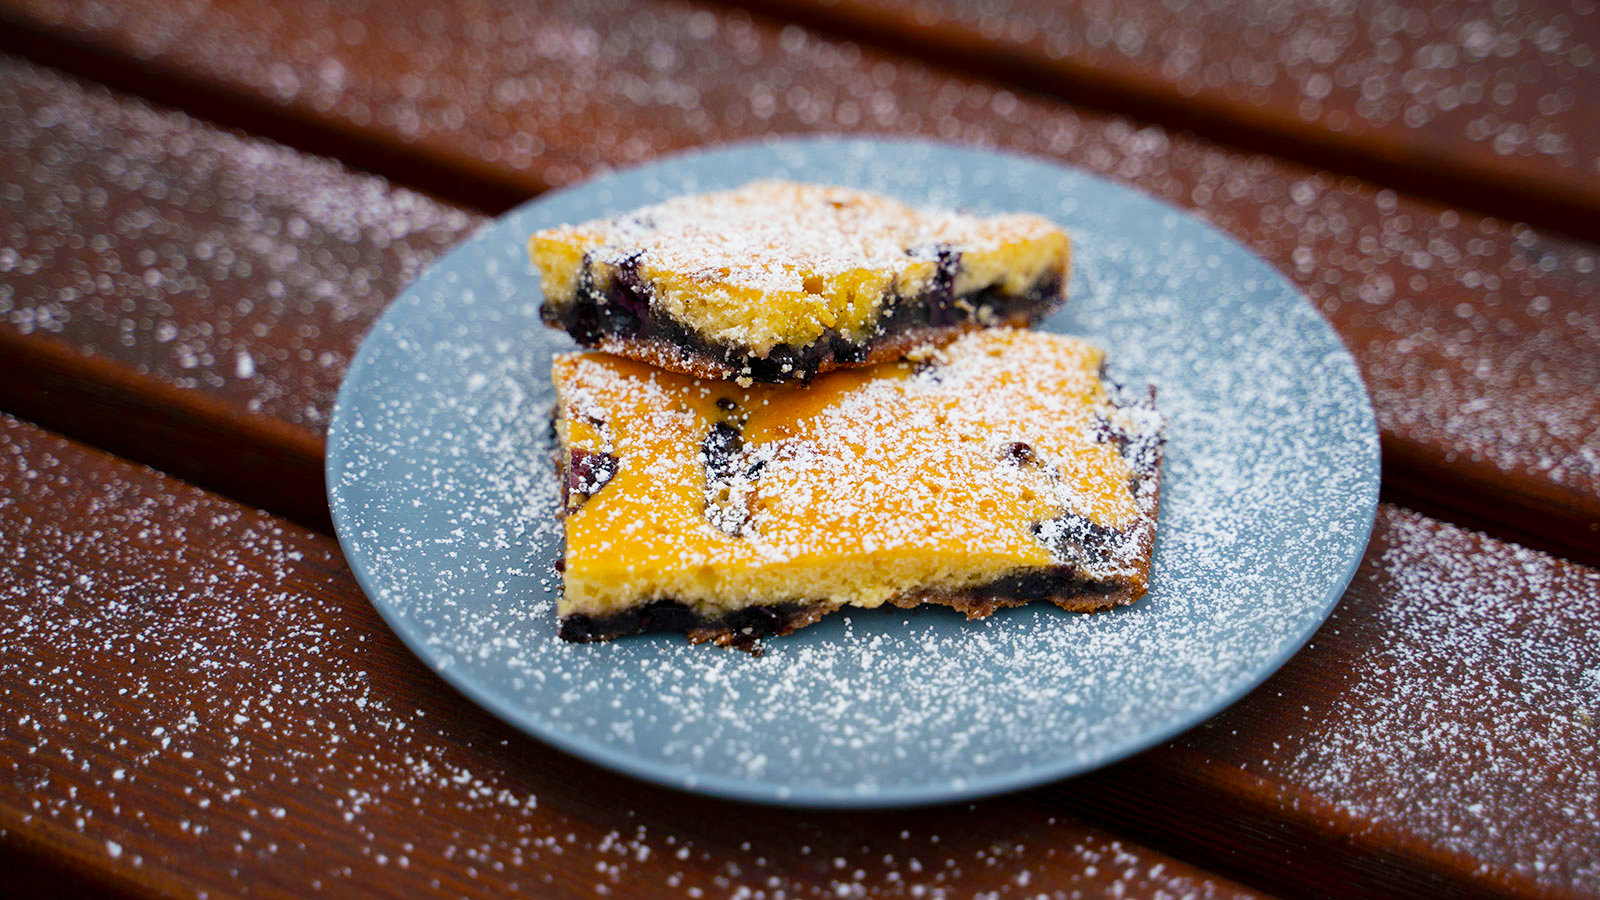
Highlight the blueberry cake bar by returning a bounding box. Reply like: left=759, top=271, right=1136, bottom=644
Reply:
left=552, top=329, right=1163, bottom=650
left=531, top=181, right=1071, bottom=384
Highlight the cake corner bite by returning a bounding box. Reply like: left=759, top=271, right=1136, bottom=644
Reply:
left=549, top=329, right=1164, bottom=652
left=531, top=181, right=1071, bottom=384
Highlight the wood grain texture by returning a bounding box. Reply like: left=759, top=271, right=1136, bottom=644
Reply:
left=0, top=412, right=1271, bottom=900
left=729, top=0, right=1600, bottom=237
left=0, top=0, right=1596, bottom=549
left=1075, top=505, right=1600, bottom=899
left=3, top=411, right=1596, bottom=898
left=0, top=58, right=482, bottom=526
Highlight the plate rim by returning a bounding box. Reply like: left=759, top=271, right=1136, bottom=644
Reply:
left=326, top=134, right=1380, bottom=808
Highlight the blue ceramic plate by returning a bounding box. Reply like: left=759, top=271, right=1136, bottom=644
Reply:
left=327, top=137, right=1379, bottom=808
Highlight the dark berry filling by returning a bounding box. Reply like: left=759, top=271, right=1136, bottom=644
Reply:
left=563, top=447, right=619, bottom=512
left=1000, top=440, right=1038, bottom=466
left=701, top=420, right=761, bottom=536
left=1033, top=513, right=1121, bottom=568
left=701, top=422, right=744, bottom=482
left=1093, top=376, right=1164, bottom=479
left=559, top=599, right=812, bottom=652
left=542, top=250, right=1064, bottom=382
left=982, top=567, right=1117, bottom=601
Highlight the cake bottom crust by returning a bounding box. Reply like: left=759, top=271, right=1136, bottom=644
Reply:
left=558, top=571, right=1143, bottom=655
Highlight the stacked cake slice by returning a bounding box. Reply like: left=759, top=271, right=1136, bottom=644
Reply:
left=532, top=180, right=1164, bottom=650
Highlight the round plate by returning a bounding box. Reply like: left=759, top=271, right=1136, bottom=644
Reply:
left=327, top=137, right=1379, bottom=808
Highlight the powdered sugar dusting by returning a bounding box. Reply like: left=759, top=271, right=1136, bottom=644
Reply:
left=1178, top=506, right=1600, bottom=892
left=0, top=419, right=546, bottom=889
left=0, top=57, right=478, bottom=427
left=804, top=0, right=1599, bottom=187
left=539, top=179, right=1057, bottom=296
left=328, top=139, right=1379, bottom=803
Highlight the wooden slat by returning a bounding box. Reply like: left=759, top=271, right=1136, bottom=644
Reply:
left=1075, top=504, right=1600, bottom=899
left=0, top=0, right=1596, bottom=549
left=4, top=409, right=1597, bottom=898
left=0, top=412, right=1272, bottom=900
left=0, top=58, right=482, bottom=526
left=733, top=0, right=1600, bottom=236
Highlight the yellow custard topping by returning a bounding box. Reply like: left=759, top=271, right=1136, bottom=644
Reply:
left=552, top=329, right=1160, bottom=621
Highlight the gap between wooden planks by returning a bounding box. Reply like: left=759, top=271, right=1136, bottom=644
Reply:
left=0, top=0, right=1596, bottom=552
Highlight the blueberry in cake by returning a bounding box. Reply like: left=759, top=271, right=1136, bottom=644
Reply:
left=531, top=181, right=1071, bottom=384
left=552, top=328, right=1163, bottom=651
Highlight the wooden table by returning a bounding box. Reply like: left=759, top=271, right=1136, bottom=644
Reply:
left=0, top=1, right=1596, bottom=897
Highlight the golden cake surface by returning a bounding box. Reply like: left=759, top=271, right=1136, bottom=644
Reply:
left=531, top=180, right=1070, bottom=373
left=552, top=329, right=1162, bottom=638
